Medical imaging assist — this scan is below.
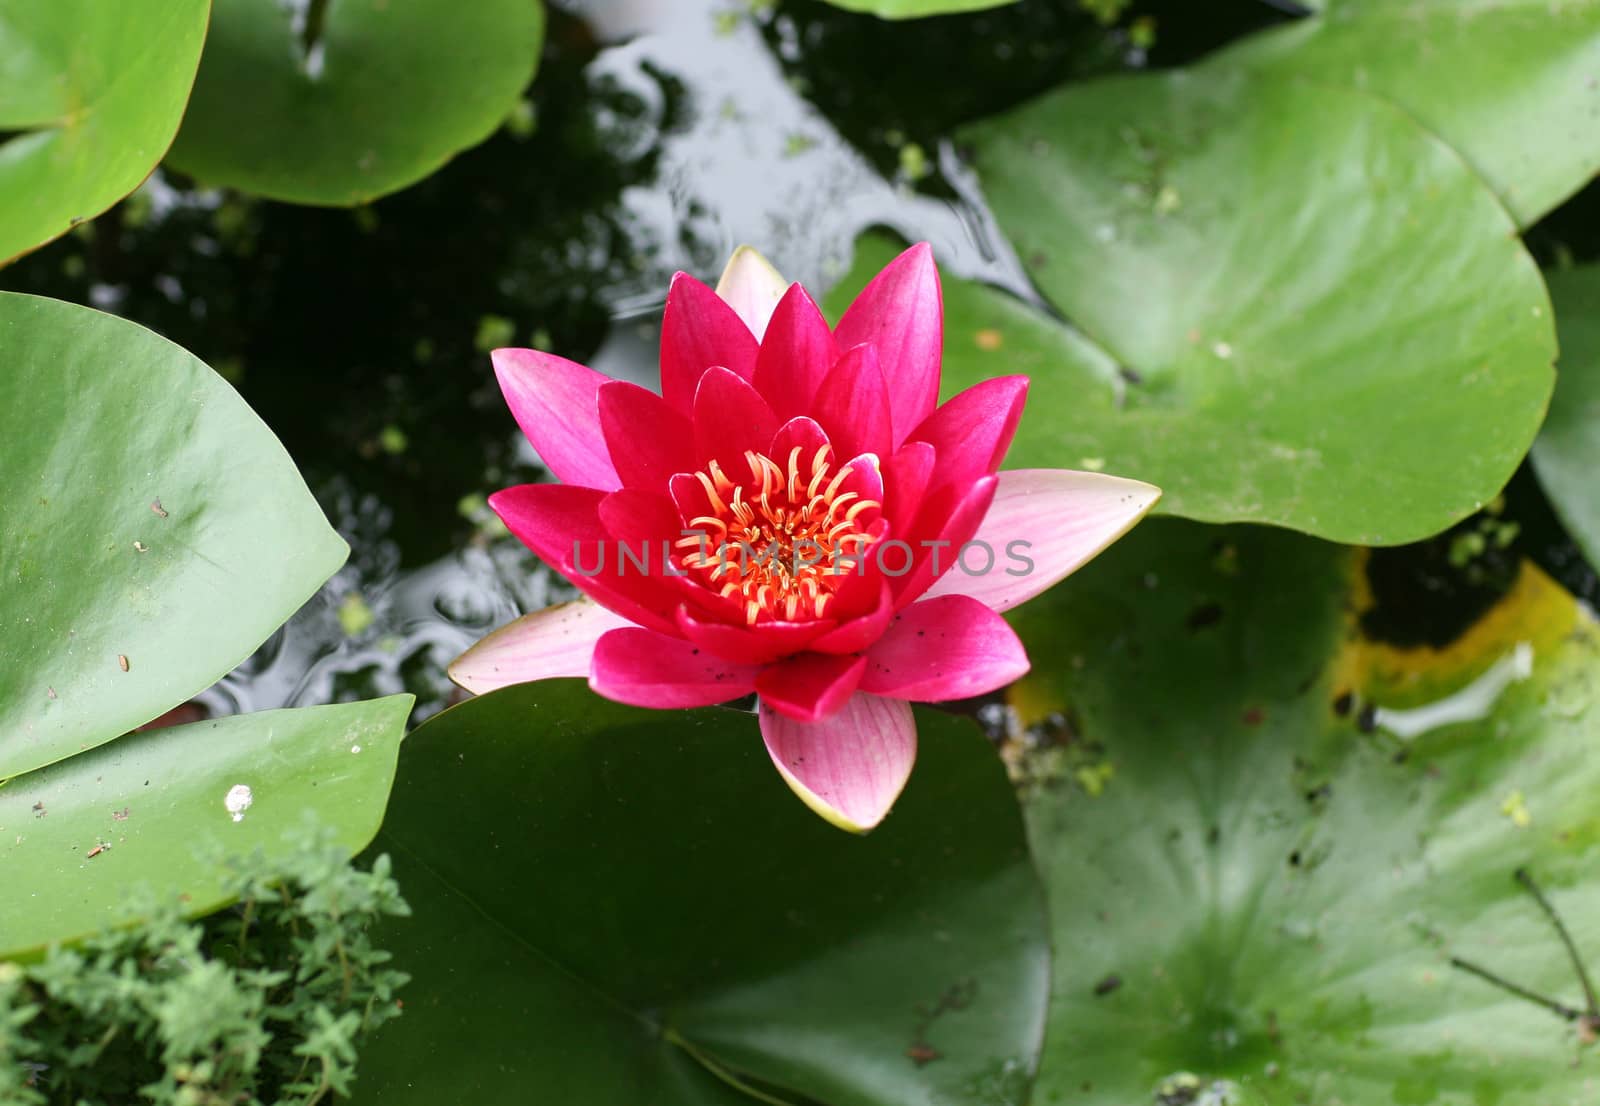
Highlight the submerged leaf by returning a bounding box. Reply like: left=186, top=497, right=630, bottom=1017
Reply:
left=1532, top=266, right=1600, bottom=572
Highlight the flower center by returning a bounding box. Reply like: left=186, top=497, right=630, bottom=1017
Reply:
left=675, top=442, right=881, bottom=625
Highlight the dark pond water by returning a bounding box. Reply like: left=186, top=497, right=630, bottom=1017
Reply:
left=5, top=0, right=1598, bottom=724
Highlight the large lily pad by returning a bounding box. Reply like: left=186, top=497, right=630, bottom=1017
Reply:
left=355, top=681, right=1048, bottom=1106
left=0, top=293, right=348, bottom=779
left=165, top=0, right=544, bottom=205
left=1531, top=266, right=1600, bottom=571
left=0, top=0, right=210, bottom=265
left=0, top=694, right=413, bottom=961
left=1218, top=0, right=1600, bottom=228
left=1009, top=517, right=1600, bottom=1102
left=900, top=67, right=1555, bottom=544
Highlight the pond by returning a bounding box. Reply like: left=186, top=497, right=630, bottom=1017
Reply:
left=6, top=3, right=1600, bottom=1103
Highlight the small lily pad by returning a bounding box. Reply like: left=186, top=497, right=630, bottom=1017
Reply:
left=165, top=0, right=544, bottom=205
left=0, top=695, right=413, bottom=960
left=0, top=0, right=210, bottom=264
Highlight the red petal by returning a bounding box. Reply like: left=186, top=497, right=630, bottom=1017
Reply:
left=694, top=366, right=780, bottom=477
left=752, top=283, right=837, bottom=423
left=882, top=440, right=935, bottom=534
left=675, top=605, right=837, bottom=665
left=809, top=578, right=895, bottom=654
left=598, top=381, right=693, bottom=491
left=892, top=475, right=999, bottom=606
left=756, top=653, right=868, bottom=722
left=591, top=628, right=759, bottom=708
left=905, top=376, right=1028, bottom=488
left=490, top=484, right=678, bottom=635
left=833, top=242, right=942, bottom=447
left=660, top=272, right=759, bottom=414
left=812, top=344, right=891, bottom=463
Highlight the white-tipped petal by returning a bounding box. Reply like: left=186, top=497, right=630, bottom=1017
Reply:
left=758, top=692, right=916, bottom=833
left=714, top=245, right=789, bottom=340
left=924, top=468, right=1161, bottom=612
left=447, top=599, right=634, bottom=694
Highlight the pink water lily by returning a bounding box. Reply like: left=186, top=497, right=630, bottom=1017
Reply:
left=450, top=243, right=1159, bottom=831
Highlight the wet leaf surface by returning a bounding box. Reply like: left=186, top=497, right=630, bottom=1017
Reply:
left=0, top=694, right=412, bottom=960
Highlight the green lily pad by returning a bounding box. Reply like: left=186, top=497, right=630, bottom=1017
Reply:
left=165, top=0, right=544, bottom=206
left=1009, top=517, right=1600, bottom=1102
left=355, top=682, right=1047, bottom=1106
left=1218, top=0, right=1600, bottom=228
left=0, top=695, right=412, bottom=961
left=0, top=293, right=348, bottom=779
left=1532, top=266, right=1600, bottom=571
left=0, top=0, right=210, bottom=265
left=879, top=67, right=1554, bottom=544
left=815, top=0, right=1019, bottom=16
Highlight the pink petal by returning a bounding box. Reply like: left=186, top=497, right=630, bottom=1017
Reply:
left=860, top=594, right=1029, bottom=701
left=756, top=653, right=868, bottom=722
left=591, top=627, right=760, bottom=709
left=892, top=474, right=999, bottom=606
left=715, top=246, right=790, bottom=340
left=905, top=376, right=1028, bottom=488
left=695, top=366, right=780, bottom=476
left=447, top=599, right=634, bottom=694
left=598, top=381, right=693, bottom=490
left=676, top=606, right=838, bottom=665
left=882, top=440, right=935, bottom=533
left=752, top=284, right=838, bottom=423
left=812, top=344, right=891, bottom=463
left=492, top=348, right=621, bottom=491
left=759, top=692, right=917, bottom=833
left=660, top=273, right=759, bottom=414
left=923, top=468, right=1160, bottom=611
left=832, top=242, right=942, bottom=447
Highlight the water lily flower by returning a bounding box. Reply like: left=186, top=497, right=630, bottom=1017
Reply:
left=451, top=244, right=1159, bottom=831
